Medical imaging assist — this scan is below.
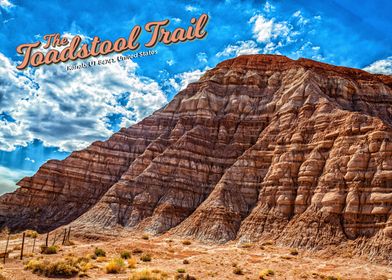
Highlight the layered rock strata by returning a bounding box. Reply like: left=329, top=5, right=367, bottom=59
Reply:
left=1, top=55, right=391, bottom=261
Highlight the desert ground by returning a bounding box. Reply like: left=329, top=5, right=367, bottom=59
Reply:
left=0, top=229, right=391, bottom=280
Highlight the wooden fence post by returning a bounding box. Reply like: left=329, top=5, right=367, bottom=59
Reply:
left=67, top=227, right=71, bottom=241
left=32, top=236, right=36, bottom=253
left=20, top=232, right=25, bottom=260
left=45, top=232, right=49, bottom=247
left=3, top=233, right=10, bottom=264
left=62, top=228, right=67, bottom=245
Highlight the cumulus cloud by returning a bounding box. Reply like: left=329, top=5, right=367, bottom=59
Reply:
left=0, top=47, right=167, bottom=152
left=249, top=14, right=291, bottom=44
left=169, top=68, right=208, bottom=92
left=216, top=40, right=261, bottom=57
left=0, top=165, right=33, bottom=195
left=0, top=0, right=14, bottom=9
left=363, top=57, right=392, bottom=75
left=217, top=9, right=322, bottom=60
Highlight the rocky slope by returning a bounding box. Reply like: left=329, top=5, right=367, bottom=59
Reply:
left=1, top=55, right=392, bottom=261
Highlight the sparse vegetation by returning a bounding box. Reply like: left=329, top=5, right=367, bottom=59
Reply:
left=94, top=247, right=106, bottom=257
left=175, top=274, right=197, bottom=280
left=128, top=257, right=137, bottom=268
left=177, top=268, right=186, bottom=273
left=140, top=253, right=152, bottom=262
left=25, top=258, right=79, bottom=277
left=182, top=240, right=191, bottom=245
left=120, top=251, right=131, bottom=259
left=130, top=268, right=167, bottom=280
left=142, top=234, right=149, bottom=240
left=105, top=258, right=126, bottom=274
left=326, top=276, right=342, bottom=280
left=40, top=245, right=58, bottom=254
left=25, top=230, right=38, bottom=238
left=233, top=267, right=243, bottom=275
left=259, top=269, right=275, bottom=279
left=183, top=259, right=190, bottom=264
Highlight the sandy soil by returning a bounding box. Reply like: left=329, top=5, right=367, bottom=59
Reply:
left=0, top=231, right=391, bottom=280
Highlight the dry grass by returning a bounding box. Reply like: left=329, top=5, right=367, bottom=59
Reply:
left=128, top=257, right=137, bottom=268
left=25, top=258, right=79, bottom=277
left=129, top=268, right=168, bottom=280
left=105, top=258, right=126, bottom=274
left=40, top=245, right=58, bottom=254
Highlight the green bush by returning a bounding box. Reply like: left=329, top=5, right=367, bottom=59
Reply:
left=120, top=251, right=131, bottom=259
left=140, top=253, right=152, bottom=262
left=94, top=247, right=106, bottom=257
left=40, top=245, right=58, bottom=254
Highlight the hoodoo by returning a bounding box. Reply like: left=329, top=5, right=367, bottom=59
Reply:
left=1, top=54, right=392, bottom=262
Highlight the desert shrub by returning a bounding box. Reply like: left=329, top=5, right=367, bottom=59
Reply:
left=120, top=251, right=131, bottom=259
left=182, top=240, right=191, bottom=245
left=233, top=267, right=243, bottom=275
left=290, top=249, right=299, bottom=256
left=142, top=234, right=149, bottom=240
left=259, top=269, right=274, bottom=279
left=140, top=253, right=152, bottom=262
left=130, top=268, right=166, bottom=280
left=175, top=274, right=197, bottom=280
left=25, top=230, right=38, bottom=238
left=105, top=258, right=126, bottom=274
left=94, top=247, right=106, bottom=257
left=25, top=258, right=78, bottom=277
left=326, top=276, right=341, bottom=280
left=183, top=259, right=190, bottom=264
left=133, top=248, right=143, bottom=254
left=177, top=268, right=186, bottom=273
left=128, top=257, right=137, bottom=268
left=40, top=245, right=58, bottom=254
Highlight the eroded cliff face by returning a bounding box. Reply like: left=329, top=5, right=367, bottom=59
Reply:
left=1, top=55, right=392, bottom=261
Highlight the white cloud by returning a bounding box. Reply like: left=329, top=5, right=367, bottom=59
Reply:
left=24, top=157, right=35, bottom=163
left=172, top=18, right=181, bottom=23
left=185, top=5, right=199, bottom=12
left=166, top=59, right=175, bottom=66
left=363, top=57, right=392, bottom=75
left=197, top=52, right=208, bottom=64
left=0, top=45, right=167, bottom=152
left=216, top=40, right=261, bottom=57
left=0, top=165, right=33, bottom=195
left=263, top=1, right=275, bottom=13
left=293, top=10, right=309, bottom=26
left=169, top=68, right=208, bottom=92
left=0, top=0, right=14, bottom=9
left=249, top=14, right=291, bottom=44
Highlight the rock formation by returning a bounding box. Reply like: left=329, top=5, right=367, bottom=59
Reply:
left=1, top=55, right=391, bottom=261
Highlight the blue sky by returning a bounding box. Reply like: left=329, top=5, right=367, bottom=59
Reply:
left=0, top=0, right=391, bottom=194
